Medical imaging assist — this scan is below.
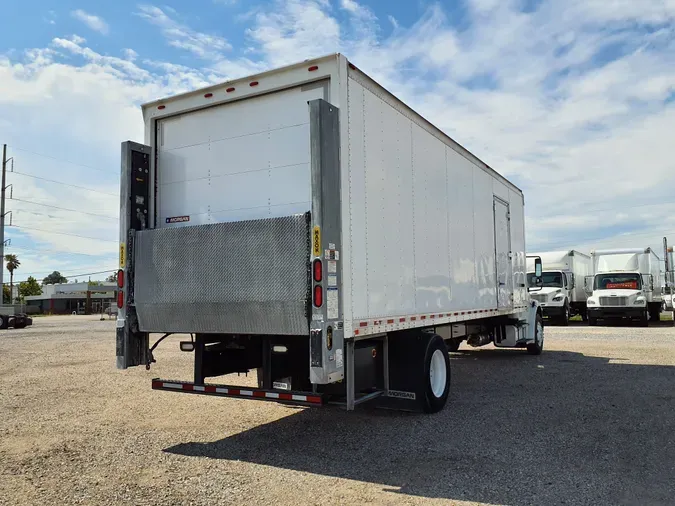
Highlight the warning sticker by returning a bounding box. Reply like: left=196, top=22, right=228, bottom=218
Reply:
left=327, top=261, right=337, bottom=273
left=166, top=215, right=190, bottom=224
left=335, top=348, right=343, bottom=369
left=328, top=274, right=338, bottom=287
left=313, top=226, right=321, bottom=256
left=119, top=244, right=126, bottom=268
left=327, top=287, right=338, bottom=320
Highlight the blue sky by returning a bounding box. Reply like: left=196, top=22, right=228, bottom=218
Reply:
left=1, top=0, right=674, bottom=284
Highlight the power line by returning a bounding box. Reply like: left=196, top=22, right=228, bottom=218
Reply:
left=6, top=269, right=117, bottom=285
left=8, top=225, right=118, bottom=243
left=8, top=171, right=118, bottom=197
left=9, top=198, right=118, bottom=220
left=5, top=265, right=117, bottom=277
left=4, top=246, right=115, bottom=258
left=9, top=145, right=118, bottom=175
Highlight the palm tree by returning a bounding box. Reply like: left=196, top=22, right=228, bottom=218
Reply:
left=5, top=254, right=20, bottom=304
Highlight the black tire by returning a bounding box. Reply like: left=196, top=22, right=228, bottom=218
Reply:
left=639, top=311, right=649, bottom=327
left=446, top=338, right=461, bottom=353
left=559, top=303, right=570, bottom=326
left=649, top=309, right=660, bottom=322
left=581, top=312, right=588, bottom=322
left=421, top=334, right=451, bottom=413
left=0, top=315, right=7, bottom=330
left=588, top=316, right=597, bottom=326
left=527, top=312, right=544, bottom=355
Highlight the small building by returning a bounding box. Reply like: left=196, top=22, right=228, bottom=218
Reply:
left=25, top=282, right=118, bottom=315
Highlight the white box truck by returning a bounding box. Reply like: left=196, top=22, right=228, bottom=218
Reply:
left=586, top=248, right=663, bottom=326
left=526, top=250, right=591, bottom=325
left=116, top=54, right=543, bottom=413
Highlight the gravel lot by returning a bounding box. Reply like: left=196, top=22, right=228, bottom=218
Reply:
left=1, top=316, right=674, bottom=505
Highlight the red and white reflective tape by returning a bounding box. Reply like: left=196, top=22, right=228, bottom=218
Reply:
left=352, top=306, right=529, bottom=336
left=151, top=380, right=323, bottom=405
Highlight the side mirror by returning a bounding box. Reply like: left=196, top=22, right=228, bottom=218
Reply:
left=569, top=273, right=575, bottom=289
left=534, top=258, right=542, bottom=277
left=584, top=275, right=594, bottom=295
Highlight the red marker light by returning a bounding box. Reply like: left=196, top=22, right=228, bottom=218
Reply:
left=157, top=105, right=166, bottom=110
left=314, top=285, right=323, bottom=307
left=250, top=81, right=259, bottom=87
left=313, top=259, right=322, bottom=282
left=226, top=87, right=235, bottom=93
left=204, top=93, right=213, bottom=98
left=117, top=291, right=124, bottom=309
left=117, top=270, right=124, bottom=288
left=308, top=65, right=319, bottom=72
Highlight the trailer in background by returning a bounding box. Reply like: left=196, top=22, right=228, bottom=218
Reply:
left=587, top=248, right=663, bottom=326
left=527, top=250, right=591, bottom=325
left=0, top=306, right=33, bottom=329
left=116, top=53, right=543, bottom=414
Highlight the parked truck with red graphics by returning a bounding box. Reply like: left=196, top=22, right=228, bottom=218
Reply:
left=586, top=248, right=663, bottom=326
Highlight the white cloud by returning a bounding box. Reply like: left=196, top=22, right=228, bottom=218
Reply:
left=123, top=48, right=138, bottom=61
left=71, top=9, right=109, bottom=35
left=136, top=5, right=231, bottom=58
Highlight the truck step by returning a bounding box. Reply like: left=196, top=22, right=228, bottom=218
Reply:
left=151, top=379, right=324, bottom=406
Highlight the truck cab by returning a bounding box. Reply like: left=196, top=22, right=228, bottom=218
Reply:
left=586, top=272, right=650, bottom=326
left=526, top=250, right=591, bottom=325
left=587, top=248, right=663, bottom=326
left=527, top=270, right=574, bottom=325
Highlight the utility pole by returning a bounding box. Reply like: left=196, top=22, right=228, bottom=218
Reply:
left=1, top=144, right=6, bottom=304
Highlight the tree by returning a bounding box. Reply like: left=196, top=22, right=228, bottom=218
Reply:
left=19, top=276, right=42, bottom=300
left=4, top=254, right=20, bottom=304
left=43, top=271, right=68, bottom=285
left=106, top=272, right=118, bottom=283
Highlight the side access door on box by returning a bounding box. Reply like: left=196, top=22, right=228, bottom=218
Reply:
left=494, top=197, right=513, bottom=309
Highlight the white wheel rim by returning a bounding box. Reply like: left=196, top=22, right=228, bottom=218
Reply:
left=429, top=349, right=447, bottom=398
left=537, top=320, right=544, bottom=345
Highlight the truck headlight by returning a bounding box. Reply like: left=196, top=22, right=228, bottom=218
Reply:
left=587, top=300, right=596, bottom=305
left=634, top=298, right=646, bottom=305
left=552, top=295, right=564, bottom=302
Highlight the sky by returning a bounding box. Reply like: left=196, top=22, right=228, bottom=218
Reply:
left=1, top=0, right=674, bottom=285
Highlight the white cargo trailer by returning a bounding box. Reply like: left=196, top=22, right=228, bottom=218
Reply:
left=116, top=54, right=543, bottom=413
left=587, top=248, right=663, bottom=326
left=526, top=250, right=591, bottom=325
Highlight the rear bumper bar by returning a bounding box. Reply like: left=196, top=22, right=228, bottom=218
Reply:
left=151, top=379, right=325, bottom=406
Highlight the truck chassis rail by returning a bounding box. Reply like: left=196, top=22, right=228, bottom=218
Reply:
left=151, top=379, right=325, bottom=407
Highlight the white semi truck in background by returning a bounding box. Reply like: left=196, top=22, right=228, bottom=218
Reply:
left=586, top=248, right=663, bottom=326
left=527, top=250, right=591, bottom=325
left=116, top=54, right=543, bottom=414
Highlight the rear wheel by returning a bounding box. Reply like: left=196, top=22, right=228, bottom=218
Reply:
left=649, top=305, right=661, bottom=322
left=0, top=315, right=7, bottom=330
left=527, top=312, right=544, bottom=355
left=421, top=334, right=451, bottom=413
left=559, top=303, right=570, bottom=326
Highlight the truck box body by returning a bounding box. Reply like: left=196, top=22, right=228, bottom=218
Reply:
left=526, top=250, right=591, bottom=322
left=131, top=54, right=528, bottom=339
left=117, top=54, right=542, bottom=412
left=587, top=248, right=663, bottom=324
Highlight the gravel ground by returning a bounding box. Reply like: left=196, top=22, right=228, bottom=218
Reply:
left=1, top=316, right=674, bottom=506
